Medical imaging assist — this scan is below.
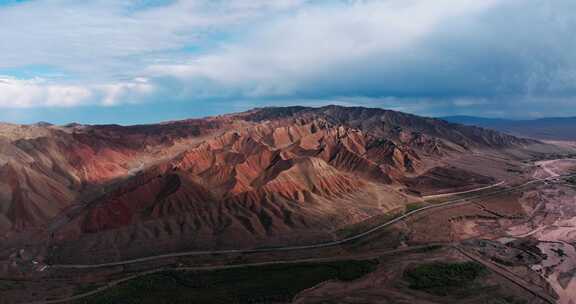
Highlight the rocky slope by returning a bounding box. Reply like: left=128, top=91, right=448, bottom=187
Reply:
left=0, top=118, right=227, bottom=234
left=0, top=106, right=550, bottom=260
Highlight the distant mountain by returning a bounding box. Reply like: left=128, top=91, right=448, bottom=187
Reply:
left=443, top=116, right=576, bottom=141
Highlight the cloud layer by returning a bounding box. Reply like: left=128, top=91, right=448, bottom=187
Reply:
left=0, top=0, right=575, bottom=119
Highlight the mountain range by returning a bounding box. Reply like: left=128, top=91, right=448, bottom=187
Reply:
left=0, top=106, right=560, bottom=264
left=443, top=116, right=576, bottom=141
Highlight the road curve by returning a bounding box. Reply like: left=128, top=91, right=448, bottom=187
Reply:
left=32, top=245, right=445, bottom=304
left=49, top=173, right=575, bottom=270
left=422, top=181, right=505, bottom=200
left=50, top=181, right=506, bottom=269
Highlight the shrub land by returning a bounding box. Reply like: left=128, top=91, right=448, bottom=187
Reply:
left=81, top=260, right=379, bottom=304
left=403, top=261, right=487, bottom=296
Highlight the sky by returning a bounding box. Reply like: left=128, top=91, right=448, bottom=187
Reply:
left=0, top=0, right=575, bottom=125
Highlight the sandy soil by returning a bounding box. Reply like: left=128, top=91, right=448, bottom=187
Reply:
left=532, top=242, right=576, bottom=304
left=505, top=158, right=576, bottom=304
left=543, top=141, right=576, bottom=150
left=293, top=247, right=545, bottom=304
left=534, top=159, right=576, bottom=179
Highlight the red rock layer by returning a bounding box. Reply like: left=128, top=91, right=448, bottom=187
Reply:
left=0, top=105, right=535, bottom=240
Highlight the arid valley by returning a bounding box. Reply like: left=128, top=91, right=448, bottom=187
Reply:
left=0, top=106, right=575, bottom=303
left=0, top=1, right=575, bottom=303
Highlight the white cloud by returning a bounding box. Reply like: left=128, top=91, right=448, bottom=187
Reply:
left=143, top=0, right=576, bottom=117
left=0, top=0, right=575, bottom=118
left=0, top=0, right=311, bottom=107
left=99, top=78, right=156, bottom=106
left=0, top=77, right=91, bottom=107
left=146, top=0, right=500, bottom=97
left=453, top=98, right=488, bottom=107
left=0, top=76, right=154, bottom=108
left=0, top=0, right=309, bottom=78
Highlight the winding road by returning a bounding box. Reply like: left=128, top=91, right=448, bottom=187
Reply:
left=29, top=161, right=576, bottom=304
left=32, top=244, right=444, bottom=304
left=33, top=242, right=562, bottom=304
left=50, top=172, right=574, bottom=270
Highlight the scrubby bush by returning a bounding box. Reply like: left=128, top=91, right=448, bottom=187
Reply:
left=404, top=261, right=486, bottom=296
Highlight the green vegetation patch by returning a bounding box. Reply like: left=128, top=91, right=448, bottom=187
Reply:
left=0, top=280, right=22, bottom=291
left=412, top=245, right=443, bottom=253
left=566, top=176, right=576, bottom=185
left=403, top=261, right=487, bottom=296
left=79, top=260, right=379, bottom=304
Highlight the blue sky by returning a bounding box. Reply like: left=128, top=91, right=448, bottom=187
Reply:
left=0, top=0, right=575, bottom=124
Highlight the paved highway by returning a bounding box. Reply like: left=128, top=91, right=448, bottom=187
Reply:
left=36, top=242, right=563, bottom=304
left=49, top=172, right=575, bottom=270
left=32, top=244, right=446, bottom=304
left=31, top=166, right=575, bottom=304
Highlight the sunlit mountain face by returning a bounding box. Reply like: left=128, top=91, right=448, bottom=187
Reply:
left=0, top=1, right=575, bottom=304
